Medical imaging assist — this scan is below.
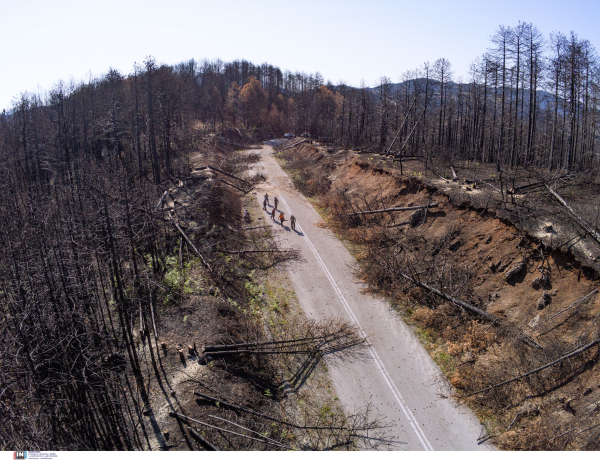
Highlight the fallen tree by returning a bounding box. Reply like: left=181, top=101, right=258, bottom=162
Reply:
left=170, top=411, right=289, bottom=450
left=398, top=270, right=543, bottom=349
left=202, top=324, right=364, bottom=357
left=507, top=174, right=574, bottom=194
left=195, top=164, right=251, bottom=185
left=468, top=336, right=600, bottom=396
left=171, top=218, right=212, bottom=271
left=217, top=177, right=254, bottom=194
left=277, top=139, right=308, bottom=152
left=545, top=184, right=600, bottom=247
left=343, top=203, right=438, bottom=217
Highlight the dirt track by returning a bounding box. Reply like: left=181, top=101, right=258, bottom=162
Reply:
left=251, top=143, right=491, bottom=450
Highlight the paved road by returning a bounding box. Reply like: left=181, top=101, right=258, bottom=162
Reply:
left=252, top=143, right=491, bottom=451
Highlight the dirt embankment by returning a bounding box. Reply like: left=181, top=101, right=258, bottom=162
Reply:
left=278, top=143, right=600, bottom=450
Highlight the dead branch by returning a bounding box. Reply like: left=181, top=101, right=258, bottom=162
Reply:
left=546, top=184, right=600, bottom=246
left=343, top=203, right=438, bottom=217
left=468, top=336, right=600, bottom=396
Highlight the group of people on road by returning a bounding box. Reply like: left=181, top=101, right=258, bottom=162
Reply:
left=263, top=192, right=296, bottom=231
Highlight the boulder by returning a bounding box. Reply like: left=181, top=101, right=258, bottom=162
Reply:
left=537, top=292, right=552, bottom=310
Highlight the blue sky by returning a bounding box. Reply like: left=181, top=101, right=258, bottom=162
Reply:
left=1, top=0, right=599, bottom=110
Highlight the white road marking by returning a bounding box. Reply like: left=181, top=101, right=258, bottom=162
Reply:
left=259, top=153, right=434, bottom=450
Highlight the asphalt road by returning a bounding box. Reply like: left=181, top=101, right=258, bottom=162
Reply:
left=252, top=143, right=491, bottom=451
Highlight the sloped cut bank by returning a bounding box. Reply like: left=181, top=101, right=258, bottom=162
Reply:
left=277, top=144, right=600, bottom=451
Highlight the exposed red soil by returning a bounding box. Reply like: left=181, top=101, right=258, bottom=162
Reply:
left=279, top=142, right=600, bottom=450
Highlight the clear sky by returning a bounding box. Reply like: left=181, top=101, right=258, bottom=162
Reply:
left=1, top=0, right=599, bottom=111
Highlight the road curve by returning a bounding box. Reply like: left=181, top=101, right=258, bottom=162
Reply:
left=252, top=143, right=491, bottom=451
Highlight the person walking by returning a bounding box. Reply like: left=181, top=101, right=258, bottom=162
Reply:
left=271, top=207, right=276, bottom=221
left=273, top=196, right=279, bottom=211
left=279, top=212, right=286, bottom=226
left=290, top=214, right=296, bottom=231
left=264, top=192, right=269, bottom=206
left=263, top=198, right=267, bottom=211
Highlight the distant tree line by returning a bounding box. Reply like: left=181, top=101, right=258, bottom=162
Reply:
left=3, top=22, right=597, bottom=181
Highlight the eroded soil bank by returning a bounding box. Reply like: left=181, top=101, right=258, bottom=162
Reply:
left=278, top=142, right=600, bottom=450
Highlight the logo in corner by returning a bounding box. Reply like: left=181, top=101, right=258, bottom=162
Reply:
left=14, top=453, right=27, bottom=460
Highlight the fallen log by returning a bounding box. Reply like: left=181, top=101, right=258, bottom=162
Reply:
left=468, top=336, right=600, bottom=396
left=155, top=190, right=169, bottom=211
left=385, top=221, right=409, bottom=228
left=399, top=271, right=543, bottom=349
left=433, top=172, right=450, bottom=183
left=215, top=138, right=261, bottom=150
left=278, top=139, right=307, bottom=152
left=171, top=220, right=212, bottom=271
left=531, top=421, right=600, bottom=449
left=508, top=174, right=573, bottom=194
left=532, top=289, right=598, bottom=328
left=170, top=411, right=286, bottom=449
left=207, top=164, right=250, bottom=185
left=203, top=336, right=334, bottom=352
left=343, top=203, right=438, bottom=217
left=154, top=206, right=174, bottom=213
left=192, top=391, right=358, bottom=431
left=206, top=415, right=292, bottom=450
left=392, top=157, right=423, bottom=162
left=189, top=428, right=219, bottom=451
left=219, top=248, right=295, bottom=255
left=217, top=178, right=254, bottom=194
left=400, top=271, right=497, bottom=322
left=545, top=184, right=600, bottom=246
